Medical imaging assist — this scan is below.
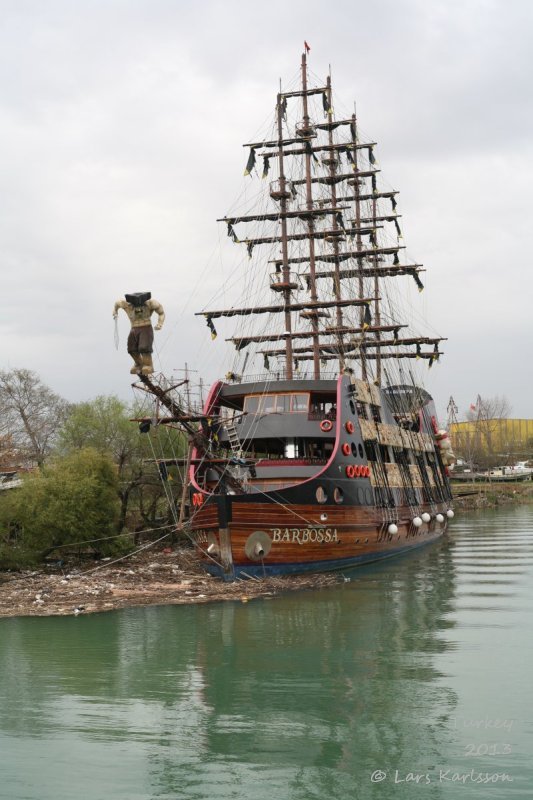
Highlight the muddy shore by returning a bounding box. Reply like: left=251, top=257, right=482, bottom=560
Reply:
left=452, top=480, right=533, bottom=511
left=0, top=545, right=341, bottom=619
left=1, top=482, right=531, bottom=619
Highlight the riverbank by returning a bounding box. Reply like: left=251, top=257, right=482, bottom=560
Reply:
left=0, top=545, right=340, bottom=619
left=2, top=484, right=532, bottom=619
left=452, top=480, right=533, bottom=510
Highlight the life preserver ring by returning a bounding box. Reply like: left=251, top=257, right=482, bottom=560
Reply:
left=354, top=465, right=362, bottom=478
left=341, top=443, right=351, bottom=456
left=363, top=465, right=370, bottom=478
left=346, top=465, right=355, bottom=478
left=345, top=421, right=355, bottom=434
left=320, top=419, right=333, bottom=432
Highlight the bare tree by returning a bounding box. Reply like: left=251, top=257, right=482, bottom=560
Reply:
left=464, top=395, right=512, bottom=467
left=0, top=369, right=70, bottom=466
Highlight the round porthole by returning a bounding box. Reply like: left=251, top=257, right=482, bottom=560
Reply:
left=334, top=487, right=344, bottom=504
left=358, top=443, right=364, bottom=458
left=351, top=442, right=357, bottom=458
left=316, top=486, right=328, bottom=504
left=349, top=399, right=356, bottom=415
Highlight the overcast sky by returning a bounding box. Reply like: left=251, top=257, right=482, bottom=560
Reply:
left=1, top=0, right=531, bottom=422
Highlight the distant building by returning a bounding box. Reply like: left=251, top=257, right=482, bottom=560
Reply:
left=450, top=418, right=533, bottom=460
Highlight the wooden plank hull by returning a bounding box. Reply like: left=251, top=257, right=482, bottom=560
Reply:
left=191, top=497, right=449, bottom=579
left=189, top=374, right=454, bottom=580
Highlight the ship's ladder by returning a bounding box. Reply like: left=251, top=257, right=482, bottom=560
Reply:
left=224, top=420, right=243, bottom=459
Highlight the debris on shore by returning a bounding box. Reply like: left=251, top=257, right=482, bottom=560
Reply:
left=453, top=481, right=533, bottom=511
left=0, top=546, right=340, bottom=619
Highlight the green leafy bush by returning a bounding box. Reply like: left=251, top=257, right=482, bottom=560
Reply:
left=0, top=448, right=130, bottom=568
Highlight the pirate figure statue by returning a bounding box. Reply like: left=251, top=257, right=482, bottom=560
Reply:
left=113, top=292, right=165, bottom=375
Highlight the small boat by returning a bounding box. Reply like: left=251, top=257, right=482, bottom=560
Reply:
left=137, top=49, right=455, bottom=580
left=486, top=464, right=532, bottom=482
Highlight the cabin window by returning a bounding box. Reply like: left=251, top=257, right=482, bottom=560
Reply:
left=244, top=396, right=260, bottom=413
left=284, top=439, right=300, bottom=458
left=261, top=395, right=277, bottom=414
left=277, top=395, right=291, bottom=413
left=244, top=393, right=309, bottom=415
left=334, top=487, right=344, bottom=504
left=292, top=394, right=309, bottom=412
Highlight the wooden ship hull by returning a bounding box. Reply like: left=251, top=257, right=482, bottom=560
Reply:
left=189, top=375, right=453, bottom=580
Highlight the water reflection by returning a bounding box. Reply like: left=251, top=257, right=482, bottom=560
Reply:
left=1, top=507, right=532, bottom=799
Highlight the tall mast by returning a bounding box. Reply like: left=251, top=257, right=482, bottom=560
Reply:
left=372, top=190, right=382, bottom=384
left=351, top=110, right=368, bottom=380
left=199, top=54, right=445, bottom=381
left=325, top=72, right=345, bottom=373
left=301, top=51, right=321, bottom=379
left=276, top=86, right=294, bottom=379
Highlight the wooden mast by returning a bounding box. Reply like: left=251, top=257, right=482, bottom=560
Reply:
left=301, top=51, right=321, bottom=379
left=350, top=110, right=368, bottom=381
left=276, top=85, right=294, bottom=379
left=371, top=169, right=382, bottom=384
left=325, top=72, right=345, bottom=373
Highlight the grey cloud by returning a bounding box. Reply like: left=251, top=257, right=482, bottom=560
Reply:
left=0, top=0, right=531, bottom=419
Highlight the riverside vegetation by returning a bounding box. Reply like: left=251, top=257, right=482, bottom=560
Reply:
left=0, top=368, right=185, bottom=571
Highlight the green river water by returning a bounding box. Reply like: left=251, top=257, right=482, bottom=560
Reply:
left=1, top=506, right=532, bottom=799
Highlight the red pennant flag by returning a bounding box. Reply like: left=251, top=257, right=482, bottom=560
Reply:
left=304, top=41, right=311, bottom=53
left=469, top=403, right=476, bottom=411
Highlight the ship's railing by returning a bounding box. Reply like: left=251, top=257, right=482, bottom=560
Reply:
left=256, top=458, right=328, bottom=467
left=237, top=371, right=341, bottom=384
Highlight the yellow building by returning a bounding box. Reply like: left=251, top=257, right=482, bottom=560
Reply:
left=450, top=419, right=533, bottom=459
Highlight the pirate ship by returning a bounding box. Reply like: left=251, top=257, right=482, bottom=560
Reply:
left=138, top=50, right=455, bottom=580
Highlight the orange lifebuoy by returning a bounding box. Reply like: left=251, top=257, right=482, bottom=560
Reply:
left=345, top=421, right=355, bottom=434
left=341, top=443, right=351, bottom=456
left=354, top=465, right=362, bottom=478
left=346, top=465, right=355, bottom=478
left=320, top=419, right=333, bottom=432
